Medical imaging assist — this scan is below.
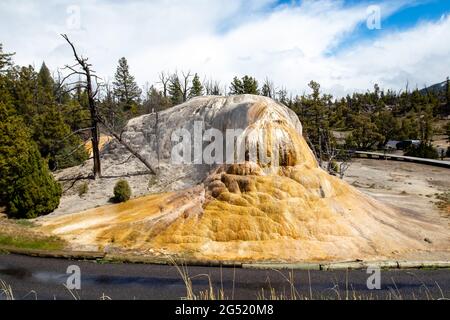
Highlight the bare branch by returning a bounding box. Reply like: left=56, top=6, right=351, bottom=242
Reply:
left=61, top=127, right=95, bottom=142
left=57, top=85, right=86, bottom=96
left=53, top=143, right=88, bottom=171
left=62, top=34, right=85, bottom=66
left=97, top=115, right=157, bottom=175
left=58, top=71, right=86, bottom=87
left=63, top=64, right=85, bottom=75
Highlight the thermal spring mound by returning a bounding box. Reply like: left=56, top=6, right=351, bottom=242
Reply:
left=37, top=95, right=450, bottom=262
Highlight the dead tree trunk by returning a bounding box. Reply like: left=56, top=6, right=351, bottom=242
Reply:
left=86, top=69, right=102, bottom=178
left=97, top=116, right=157, bottom=175
left=181, top=71, right=192, bottom=102
left=62, top=34, right=102, bottom=179
left=61, top=34, right=158, bottom=178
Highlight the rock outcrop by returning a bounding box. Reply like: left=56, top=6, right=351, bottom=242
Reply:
left=38, top=95, right=450, bottom=262
left=100, top=94, right=310, bottom=191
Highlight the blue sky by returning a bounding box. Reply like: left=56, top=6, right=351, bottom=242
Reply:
left=382, top=0, right=450, bottom=28
left=270, top=0, right=450, bottom=56
left=330, top=0, right=450, bottom=54
left=0, top=0, right=449, bottom=97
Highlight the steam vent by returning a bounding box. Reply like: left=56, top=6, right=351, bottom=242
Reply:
left=38, top=95, right=450, bottom=263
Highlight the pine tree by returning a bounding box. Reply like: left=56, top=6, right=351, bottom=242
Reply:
left=374, top=111, right=400, bottom=146
left=168, top=73, right=183, bottom=105
left=189, top=73, right=203, bottom=98
left=345, top=114, right=383, bottom=150
left=242, top=75, right=259, bottom=95
left=230, top=76, right=259, bottom=95
left=36, top=62, right=55, bottom=110
left=9, top=64, right=88, bottom=170
left=62, top=93, right=91, bottom=133
left=0, top=43, right=14, bottom=71
left=32, top=103, right=88, bottom=170
left=12, top=66, right=38, bottom=123
left=277, top=88, right=288, bottom=105
left=0, top=102, right=61, bottom=218
left=98, top=83, right=125, bottom=131
left=229, top=76, right=244, bottom=95
left=302, top=81, right=333, bottom=161
left=113, top=57, right=142, bottom=111
left=38, top=63, right=54, bottom=95
left=32, top=64, right=88, bottom=169
left=142, top=85, right=172, bottom=113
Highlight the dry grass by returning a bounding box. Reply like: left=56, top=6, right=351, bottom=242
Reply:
left=1, top=279, right=112, bottom=301
left=0, top=279, right=14, bottom=300
left=435, top=192, right=450, bottom=217
left=1, top=268, right=448, bottom=300
left=170, top=258, right=226, bottom=300
left=169, top=263, right=449, bottom=301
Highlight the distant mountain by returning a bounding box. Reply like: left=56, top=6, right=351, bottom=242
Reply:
left=419, top=80, right=448, bottom=95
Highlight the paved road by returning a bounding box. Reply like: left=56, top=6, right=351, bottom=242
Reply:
left=0, top=254, right=449, bottom=300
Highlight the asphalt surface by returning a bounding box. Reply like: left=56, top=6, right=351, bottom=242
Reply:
left=0, top=253, right=449, bottom=300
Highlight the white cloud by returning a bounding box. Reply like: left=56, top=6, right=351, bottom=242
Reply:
left=331, top=14, right=450, bottom=94
left=0, top=0, right=449, bottom=98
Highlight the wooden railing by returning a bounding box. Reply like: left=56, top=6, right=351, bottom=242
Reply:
left=349, top=151, right=450, bottom=168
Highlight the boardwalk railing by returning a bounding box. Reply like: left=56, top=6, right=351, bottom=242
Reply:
left=350, top=151, right=450, bottom=168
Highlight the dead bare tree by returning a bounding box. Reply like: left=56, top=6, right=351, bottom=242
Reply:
left=203, top=78, right=222, bottom=95
left=61, top=34, right=157, bottom=178
left=181, top=71, right=192, bottom=102
left=61, top=34, right=102, bottom=178
left=322, top=130, right=352, bottom=178
left=158, top=71, right=170, bottom=98
left=262, top=77, right=276, bottom=98
left=323, top=132, right=338, bottom=175
left=339, top=160, right=351, bottom=179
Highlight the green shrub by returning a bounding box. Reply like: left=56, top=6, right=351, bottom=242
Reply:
left=77, top=182, right=89, bottom=197
left=330, top=160, right=339, bottom=173
left=0, top=104, right=61, bottom=219
left=404, top=143, right=439, bottom=159
left=113, top=180, right=131, bottom=203
left=6, top=148, right=62, bottom=219
left=148, top=175, right=158, bottom=188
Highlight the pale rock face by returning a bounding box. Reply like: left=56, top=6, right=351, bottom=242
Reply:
left=101, top=95, right=310, bottom=192
left=38, top=95, right=450, bottom=263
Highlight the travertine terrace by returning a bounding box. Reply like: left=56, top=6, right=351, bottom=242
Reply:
left=37, top=95, right=450, bottom=262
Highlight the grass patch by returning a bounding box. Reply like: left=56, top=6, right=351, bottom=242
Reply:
left=0, top=234, right=63, bottom=251
left=0, top=218, right=65, bottom=251
left=14, top=219, right=35, bottom=228
left=77, top=182, right=89, bottom=197
left=94, top=258, right=124, bottom=265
